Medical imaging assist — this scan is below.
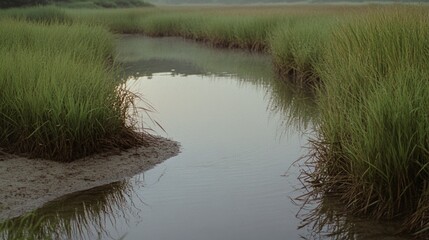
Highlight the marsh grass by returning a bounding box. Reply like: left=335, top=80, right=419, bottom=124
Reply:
left=0, top=20, right=145, bottom=161
left=306, top=8, right=429, bottom=236
left=67, top=6, right=344, bottom=80
left=269, top=16, right=335, bottom=84
left=61, top=4, right=429, bottom=236
left=127, top=4, right=429, bottom=236
left=3, top=3, right=429, bottom=235
left=69, top=6, right=345, bottom=54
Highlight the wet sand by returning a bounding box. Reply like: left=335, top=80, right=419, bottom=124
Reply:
left=0, top=136, right=180, bottom=221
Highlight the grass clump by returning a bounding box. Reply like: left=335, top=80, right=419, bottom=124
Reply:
left=310, top=8, right=429, bottom=235
left=269, top=16, right=335, bottom=84
left=72, top=9, right=281, bottom=50
left=138, top=13, right=280, bottom=51
left=0, top=20, right=145, bottom=161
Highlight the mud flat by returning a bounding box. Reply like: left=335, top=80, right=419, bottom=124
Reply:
left=0, top=136, right=180, bottom=221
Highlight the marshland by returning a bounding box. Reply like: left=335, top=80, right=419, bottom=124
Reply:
left=0, top=0, right=428, bottom=239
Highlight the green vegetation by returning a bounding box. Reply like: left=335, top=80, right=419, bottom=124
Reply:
left=269, top=16, right=335, bottom=84
left=62, top=5, right=362, bottom=78
left=67, top=5, right=429, bottom=236
left=2, top=3, right=429, bottom=236
left=0, top=19, right=145, bottom=161
left=135, top=14, right=279, bottom=51
left=313, top=9, right=429, bottom=235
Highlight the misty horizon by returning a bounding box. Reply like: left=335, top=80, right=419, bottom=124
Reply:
left=146, top=0, right=427, bottom=4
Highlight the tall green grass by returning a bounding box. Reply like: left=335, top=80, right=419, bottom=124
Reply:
left=310, top=8, right=429, bottom=235
left=111, top=5, right=429, bottom=236
left=3, top=4, right=429, bottom=235
left=269, top=16, right=335, bottom=84
left=121, top=12, right=279, bottom=51
left=66, top=5, right=347, bottom=54
left=115, top=4, right=429, bottom=235
left=0, top=20, right=144, bottom=161
left=69, top=5, right=429, bottom=236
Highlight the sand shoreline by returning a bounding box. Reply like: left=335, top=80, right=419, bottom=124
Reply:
left=0, top=136, right=180, bottom=221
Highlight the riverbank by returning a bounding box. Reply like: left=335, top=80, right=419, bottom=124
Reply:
left=91, top=6, right=429, bottom=236
left=2, top=4, right=429, bottom=237
left=0, top=14, right=181, bottom=225
left=0, top=135, right=179, bottom=221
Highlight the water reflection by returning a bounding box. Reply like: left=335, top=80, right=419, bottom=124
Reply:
left=117, top=35, right=317, bottom=134
left=0, top=36, right=412, bottom=240
left=122, top=59, right=204, bottom=78
left=296, top=195, right=408, bottom=240
left=115, top=36, right=410, bottom=240
left=292, top=158, right=411, bottom=240
left=267, top=77, right=316, bottom=134
left=117, top=35, right=273, bottom=84
left=3, top=36, right=319, bottom=240
left=0, top=180, right=140, bottom=240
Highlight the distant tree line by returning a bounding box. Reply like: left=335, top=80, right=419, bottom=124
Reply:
left=0, top=0, right=50, bottom=8
left=0, top=0, right=152, bottom=8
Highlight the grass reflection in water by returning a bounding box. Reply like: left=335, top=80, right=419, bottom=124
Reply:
left=0, top=179, right=144, bottom=240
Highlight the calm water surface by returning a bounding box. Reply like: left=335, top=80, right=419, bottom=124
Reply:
left=1, top=36, right=408, bottom=240
left=118, top=36, right=312, bottom=240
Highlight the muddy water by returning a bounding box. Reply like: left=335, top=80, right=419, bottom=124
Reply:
left=1, top=36, right=408, bottom=240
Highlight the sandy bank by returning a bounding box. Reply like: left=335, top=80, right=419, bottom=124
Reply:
left=0, top=136, right=180, bottom=221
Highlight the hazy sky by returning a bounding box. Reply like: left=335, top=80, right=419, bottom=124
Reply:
left=146, top=0, right=424, bottom=4
left=147, top=0, right=297, bottom=3
left=146, top=0, right=299, bottom=3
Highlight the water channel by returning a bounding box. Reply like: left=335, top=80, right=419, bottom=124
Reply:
left=1, top=36, right=409, bottom=240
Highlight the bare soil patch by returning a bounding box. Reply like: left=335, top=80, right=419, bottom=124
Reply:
left=0, top=136, right=180, bottom=221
